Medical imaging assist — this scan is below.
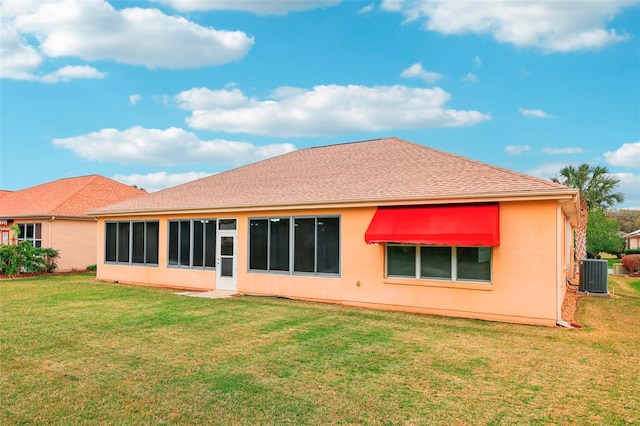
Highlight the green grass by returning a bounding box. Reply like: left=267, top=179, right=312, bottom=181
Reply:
left=2, top=274, right=639, bottom=425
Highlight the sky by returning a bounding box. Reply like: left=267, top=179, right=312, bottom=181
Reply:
left=1, top=0, right=639, bottom=208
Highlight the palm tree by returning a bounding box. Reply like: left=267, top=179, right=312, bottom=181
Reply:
left=551, top=164, right=625, bottom=262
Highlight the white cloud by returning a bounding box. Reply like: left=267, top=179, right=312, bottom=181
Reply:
left=504, top=145, right=531, bottom=155
left=461, top=72, right=478, bottom=83
left=113, top=171, right=214, bottom=193
left=473, top=55, right=482, bottom=66
left=542, top=147, right=585, bottom=155
left=359, top=3, right=375, bottom=14
left=612, top=172, right=640, bottom=209
left=52, top=126, right=296, bottom=166
left=526, top=162, right=571, bottom=180
left=40, top=65, right=106, bottom=83
left=519, top=108, right=553, bottom=119
left=381, top=0, right=632, bottom=53
left=129, top=94, right=142, bottom=105
left=157, top=0, right=341, bottom=15
left=180, top=84, right=490, bottom=137
left=0, top=22, right=43, bottom=80
left=0, top=0, right=254, bottom=81
left=400, top=63, right=443, bottom=84
left=175, top=87, right=249, bottom=110
left=604, top=142, right=640, bottom=169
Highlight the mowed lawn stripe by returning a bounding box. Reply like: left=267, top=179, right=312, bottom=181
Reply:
left=1, top=274, right=639, bottom=424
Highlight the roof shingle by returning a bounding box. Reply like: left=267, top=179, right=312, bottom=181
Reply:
left=93, top=137, right=574, bottom=214
left=0, top=175, right=146, bottom=218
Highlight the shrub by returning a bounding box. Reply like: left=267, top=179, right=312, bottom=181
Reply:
left=86, top=264, right=97, bottom=272
left=0, top=242, right=59, bottom=276
left=626, top=249, right=640, bottom=255
left=621, top=254, right=640, bottom=275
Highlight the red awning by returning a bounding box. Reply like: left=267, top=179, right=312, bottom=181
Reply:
left=364, top=204, right=500, bottom=246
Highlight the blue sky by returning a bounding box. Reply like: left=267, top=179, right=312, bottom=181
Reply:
left=1, top=0, right=639, bottom=208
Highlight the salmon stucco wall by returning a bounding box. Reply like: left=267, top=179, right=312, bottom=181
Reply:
left=96, top=199, right=568, bottom=326
left=49, top=219, right=98, bottom=271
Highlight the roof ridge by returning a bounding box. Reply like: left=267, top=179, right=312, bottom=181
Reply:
left=398, top=138, right=569, bottom=190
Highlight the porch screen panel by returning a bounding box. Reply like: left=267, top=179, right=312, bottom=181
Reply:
left=132, top=222, right=145, bottom=264
left=249, top=219, right=268, bottom=270
left=105, top=223, right=117, bottom=262
left=317, top=217, right=340, bottom=274
left=204, top=221, right=216, bottom=268
left=146, top=222, right=159, bottom=264
left=192, top=221, right=204, bottom=267
left=294, top=218, right=315, bottom=273
left=269, top=218, right=290, bottom=271
left=117, top=222, right=130, bottom=263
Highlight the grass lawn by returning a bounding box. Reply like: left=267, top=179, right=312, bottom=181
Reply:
left=2, top=275, right=639, bottom=425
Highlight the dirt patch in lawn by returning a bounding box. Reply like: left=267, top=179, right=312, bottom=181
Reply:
left=561, top=284, right=584, bottom=325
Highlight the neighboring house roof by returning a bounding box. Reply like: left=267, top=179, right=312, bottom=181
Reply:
left=0, top=175, right=146, bottom=218
left=93, top=137, right=576, bottom=215
left=0, top=190, right=13, bottom=198
left=626, top=230, right=640, bottom=239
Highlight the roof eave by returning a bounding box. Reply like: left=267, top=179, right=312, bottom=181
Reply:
left=90, top=189, right=579, bottom=218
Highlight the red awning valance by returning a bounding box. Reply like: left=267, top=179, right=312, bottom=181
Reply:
left=364, top=204, right=500, bottom=246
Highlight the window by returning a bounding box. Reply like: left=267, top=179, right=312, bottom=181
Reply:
left=387, top=244, right=491, bottom=282
left=17, top=223, right=42, bottom=247
left=168, top=219, right=217, bottom=269
left=249, top=216, right=340, bottom=275
left=105, top=221, right=159, bottom=265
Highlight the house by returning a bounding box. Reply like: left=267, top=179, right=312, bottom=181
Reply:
left=91, top=138, right=580, bottom=326
left=0, top=175, right=146, bottom=271
left=626, top=229, right=640, bottom=250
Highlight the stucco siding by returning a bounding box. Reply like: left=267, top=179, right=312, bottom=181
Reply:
left=96, top=199, right=564, bottom=326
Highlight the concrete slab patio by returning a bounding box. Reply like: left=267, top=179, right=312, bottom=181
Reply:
left=176, top=290, right=238, bottom=299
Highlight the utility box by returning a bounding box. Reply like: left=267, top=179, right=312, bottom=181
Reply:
left=613, top=264, right=628, bottom=275
left=579, top=259, right=608, bottom=293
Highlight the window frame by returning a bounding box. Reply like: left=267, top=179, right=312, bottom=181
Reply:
left=17, top=223, right=42, bottom=248
left=167, top=219, right=218, bottom=270
left=248, top=215, right=341, bottom=277
left=386, top=243, right=492, bottom=283
left=104, top=220, right=159, bottom=266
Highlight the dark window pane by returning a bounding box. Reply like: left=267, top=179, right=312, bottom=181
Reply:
left=18, top=224, right=26, bottom=239
left=132, top=222, right=145, bottom=264
left=35, top=241, right=42, bottom=248
left=317, top=217, right=339, bottom=274
left=269, top=218, right=290, bottom=271
left=179, top=221, right=190, bottom=266
left=117, top=222, right=130, bottom=263
left=205, top=221, right=216, bottom=267
left=387, top=245, right=415, bottom=277
left=457, top=247, right=491, bottom=281
left=221, top=257, right=233, bottom=277
left=249, top=219, right=268, bottom=270
left=168, top=222, right=179, bottom=265
left=146, top=222, right=159, bottom=264
left=221, top=236, right=233, bottom=256
left=218, top=219, right=236, bottom=230
left=420, top=246, right=452, bottom=279
left=294, top=218, right=315, bottom=273
left=34, top=223, right=42, bottom=239
left=26, top=224, right=34, bottom=239
left=105, top=223, right=117, bottom=262
left=193, top=221, right=204, bottom=267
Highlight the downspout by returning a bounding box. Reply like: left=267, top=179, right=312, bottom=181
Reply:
left=49, top=216, right=55, bottom=248
left=556, top=204, right=564, bottom=326
left=557, top=197, right=578, bottom=328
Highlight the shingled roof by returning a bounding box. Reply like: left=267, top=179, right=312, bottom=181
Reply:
left=0, top=175, right=146, bottom=218
left=93, top=137, right=575, bottom=215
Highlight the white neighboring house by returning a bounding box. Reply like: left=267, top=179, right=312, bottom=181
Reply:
left=626, top=229, right=640, bottom=250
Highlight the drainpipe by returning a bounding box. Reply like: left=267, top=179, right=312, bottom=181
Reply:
left=556, top=204, right=563, bottom=325
left=49, top=216, right=55, bottom=247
